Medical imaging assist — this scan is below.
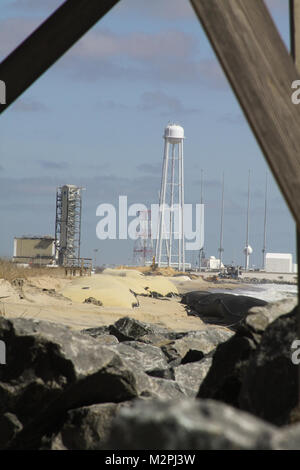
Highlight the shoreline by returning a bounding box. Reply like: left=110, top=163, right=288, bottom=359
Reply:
left=0, top=269, right=297, bottom=332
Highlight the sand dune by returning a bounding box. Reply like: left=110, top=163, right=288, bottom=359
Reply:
left=61, top=269, right=178, bottom=308
left=0, top=268, right=240, bottom=332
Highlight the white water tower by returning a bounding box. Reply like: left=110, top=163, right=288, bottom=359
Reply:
left=155, top=124, right=185, bottom=271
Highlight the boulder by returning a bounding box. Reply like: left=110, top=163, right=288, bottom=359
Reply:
left=198, top=330, right=257, bottom=407
left=50, top=402, right=132, bottom=450
left=146, top=368, right=175, bottom=380
left=173, top=358, right=212, bottom=397
left=81, top=325, right=111, bottom=337
left=103, top=341, right=186, bottom=400
left=198, top=299, right=298, bottom=425
left=271, top=422, right=300, bottom=450
left=109, top=317, right=167, bottom=342
left=82, top=317, right=192, bottom=349
left=145, top=377, right=185, bottom=400
left=243, top=297, right=297, bottom=338
left=104, top=398, right=276, bottom=450
left=161, top=327, right=233, bottom=365
left=106, top=317, right=187, bottom=343
left=92, top=335, right=119, bottom=346
left=0, top=412, right=23, bottom=450
left=106, top=341, right=168, bottom=373
left=0, top=317, right=144, bottom=449
left=182, top=291, right=267, bottom=328
left=239, top=308, right=298, bottom=425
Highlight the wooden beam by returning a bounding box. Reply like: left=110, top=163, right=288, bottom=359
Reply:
left=190, top=0, right=300, bottom=226
left=0, top=0, right=120, bottom=113
left=291, top=0, right=300, bottom=70
left=290, top=0, right=300, bottom=410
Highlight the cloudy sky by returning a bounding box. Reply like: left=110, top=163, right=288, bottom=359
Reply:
left=0, top=0, right=295, bottom=268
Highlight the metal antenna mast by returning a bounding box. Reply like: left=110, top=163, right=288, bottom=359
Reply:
left=262, top=172, right=268, bottom=269
left=199, top=169, right=204, bottom=271
left=218, top=172, right=225, bottom=269
left=244, top=170, right=252, bottom=270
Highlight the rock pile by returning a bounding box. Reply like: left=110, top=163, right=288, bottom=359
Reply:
left=0, top=316, right=232, bottom=449
left=1, top=296, right=299, bottom=450
left=198, top=297, right=298, bottom=425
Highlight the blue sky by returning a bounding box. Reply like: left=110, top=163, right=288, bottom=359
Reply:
left=0, top=0, right=295, bottom=268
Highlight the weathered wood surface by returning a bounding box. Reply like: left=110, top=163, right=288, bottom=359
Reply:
left=290, top=0, right=300, bottom=405
left=0, top=0, right=120, bottom=114
left=190, top=0, right=300, bottom=225
left=291, top=0, right=300, bottom=70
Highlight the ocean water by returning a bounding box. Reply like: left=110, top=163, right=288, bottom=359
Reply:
left=229, top=283, right=297, bottom=303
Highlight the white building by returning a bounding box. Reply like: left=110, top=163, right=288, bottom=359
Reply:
left=265, top=253, right=293, bottom=273
left=202, top=256, right=224, bottom=270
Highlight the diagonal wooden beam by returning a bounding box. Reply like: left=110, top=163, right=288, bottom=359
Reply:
left=0, top=0, right=120, bottom=114
left=290, top=0, right=300, bottom=411
left=190, top=0, right=300, bottom=226
left=291, top=0, right=300, bottom=71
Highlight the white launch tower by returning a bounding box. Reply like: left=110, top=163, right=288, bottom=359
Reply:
left=156, top=124, right=185, bottom=271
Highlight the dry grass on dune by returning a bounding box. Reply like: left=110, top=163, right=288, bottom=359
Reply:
left=0, top=259, right=66, bottom=283
left=116, top=265, right=191, bottom=277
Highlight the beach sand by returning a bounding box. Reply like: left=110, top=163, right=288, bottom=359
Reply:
left=0, top=269, right=241, bottom=332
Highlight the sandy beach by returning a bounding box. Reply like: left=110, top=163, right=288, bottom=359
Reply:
left=0, top=268, right=241, bottom=332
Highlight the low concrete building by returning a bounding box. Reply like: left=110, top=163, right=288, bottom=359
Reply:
left=202, top=256, right=224, bottom=270
left=13, top=236, right=56, bottom=266
left=265, top=253, right=293, bottom=273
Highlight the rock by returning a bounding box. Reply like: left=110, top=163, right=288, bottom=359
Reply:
left=181, top=349, right=207, bottom=364
left=0, top=413, right=23, bottom=449
left=83, top=297, right=103, bottom=306
left=271, top=422, right=300, bottom=450
left=198, top=300, right=298, bottom=425
left=0, top=317, right=144, bottom=449
left=243, top=297, right=297, bottom=336
left=106, top=341, right=168, bottom=373
left=81, top=325, right=111, bottom=337
left=182, top=292, right=267, bottom=328
left=146, top=368, right=175, bottom=380
left=103, top=341, right=186, bottom=400
left=104, top=398, right=276, bottom=450
left=107, top=317, right=186, bottom=343
left=161, top=328, right=233, bottom=365
left=145, top=377, right=185, bottom=400
left=91, top=335, right=119, bottom=346
left=50, top=402, right=131, bottom=450
left=198, top=331, right=257, bottom=407
left=174, top=358, right=213, bottom=397
left=109, top=317, right=163, bottom=342
left=239, top=308, right=298, bottom=425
